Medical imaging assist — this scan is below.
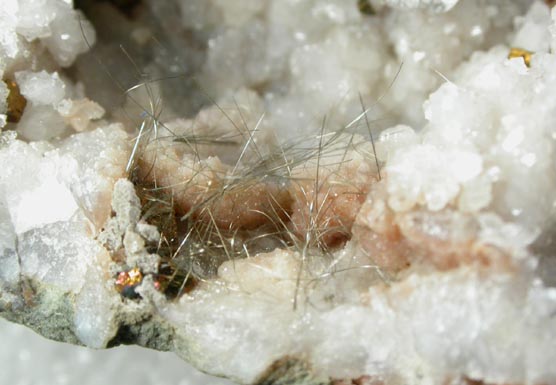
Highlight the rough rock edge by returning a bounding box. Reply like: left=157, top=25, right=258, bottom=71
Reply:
left=254, top=357, right=329, bottom=385
left=0, top=278, right=80, bottom=346
left=0, top=277, right=332, bottom=385
left=0, top=177, right=174, bottom=355
left=0, top=275, right=175, bottom=350
left=6, top=274, right=485, bottom=385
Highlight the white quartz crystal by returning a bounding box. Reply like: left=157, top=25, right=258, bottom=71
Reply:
left=18, top=217, right=99, bottom=292
left=376, top=0, right=460, bottom=12
left=16, top=70, right=66, bottom=106
left=0, top=139, right=78, bottom=234
left=1, top=0, right=95, bottom=69
left=74, top=245, right=119, bottom=348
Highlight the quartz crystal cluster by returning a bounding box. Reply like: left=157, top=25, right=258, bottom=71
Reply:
left=1, top=0, right=556, bottom=385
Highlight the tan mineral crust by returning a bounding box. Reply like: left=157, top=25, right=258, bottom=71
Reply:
left=1, top=0, right=556, bottom=384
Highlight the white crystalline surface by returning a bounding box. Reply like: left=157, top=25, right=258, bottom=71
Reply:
left=2, top=1, right=556, bottom=385
left=0, top=124, right=129, bottom=347
left=376, top=0, right=460, bottom=12
left=0, top=139, right=78, bottom=235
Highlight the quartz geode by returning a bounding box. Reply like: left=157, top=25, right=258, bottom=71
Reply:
left=2, top=1, right=556, bottom=384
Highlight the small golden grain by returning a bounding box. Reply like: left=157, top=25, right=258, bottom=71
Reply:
left=508, top=47, right=533, bottom=68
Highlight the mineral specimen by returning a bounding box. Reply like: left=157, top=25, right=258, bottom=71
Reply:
left=1, top=1, right=556, bottom=385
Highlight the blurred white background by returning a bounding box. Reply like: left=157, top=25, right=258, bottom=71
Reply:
left=0, top=318, right=235, bottom=385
